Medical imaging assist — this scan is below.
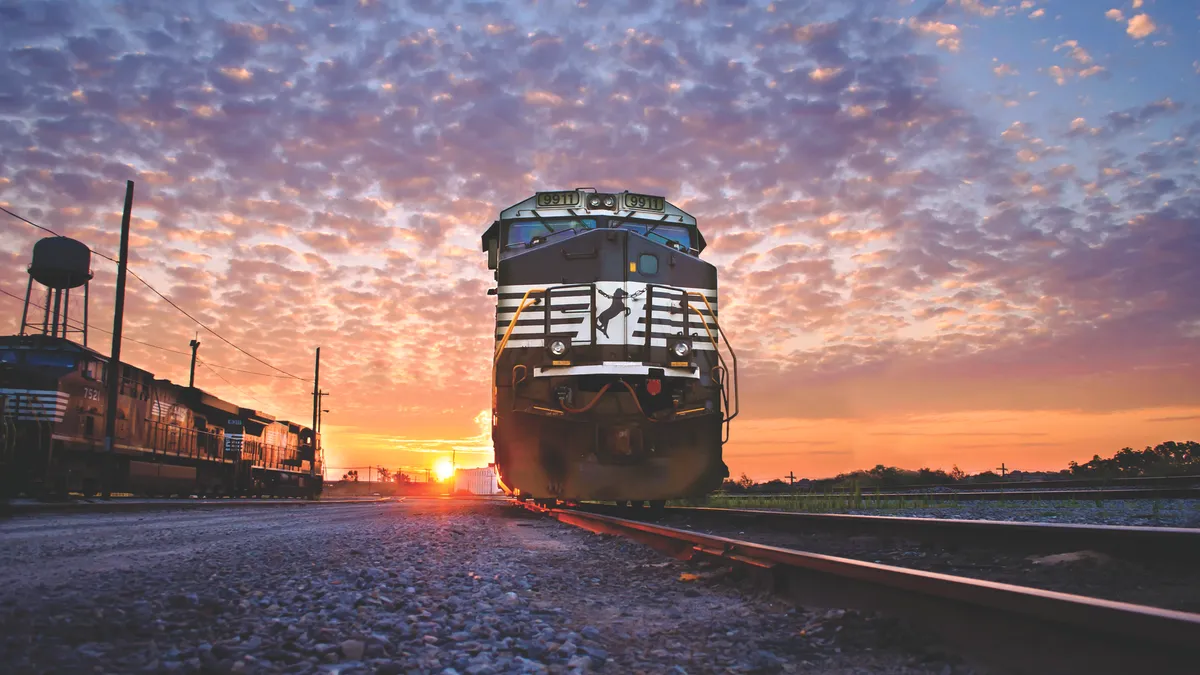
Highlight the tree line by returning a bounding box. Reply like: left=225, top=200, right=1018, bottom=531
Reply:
left=722, top=440, right=1200, bottom=493
left=340, top=468, right=414, bottom=483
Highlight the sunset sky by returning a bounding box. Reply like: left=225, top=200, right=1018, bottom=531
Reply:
left=1, top=0, right=1197, bottom=481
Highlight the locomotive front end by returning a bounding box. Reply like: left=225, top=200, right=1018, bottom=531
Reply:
left=482, top=189, right=736, bottom=503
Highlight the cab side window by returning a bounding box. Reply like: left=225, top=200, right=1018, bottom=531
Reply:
left=639, top=253, right=659, bottom=275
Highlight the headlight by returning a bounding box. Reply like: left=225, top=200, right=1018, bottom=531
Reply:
left=587, top=196, right=601, bottom=208
left=602, top=195, right=615, bottom=208
left=672, top=341, right=690, bottom=358
left=549, top=340, right=568, bottom=356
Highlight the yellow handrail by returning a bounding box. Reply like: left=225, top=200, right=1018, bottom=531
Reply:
left=492, top=288, right=545, bottom=414
left=687, top=291, right=739, bottom=431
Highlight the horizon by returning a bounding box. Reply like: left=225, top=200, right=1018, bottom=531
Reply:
left=2, top=0, right=1198, bottom=482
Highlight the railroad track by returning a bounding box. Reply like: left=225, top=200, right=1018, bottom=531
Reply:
left=523, top=501, right=1200, bottom=674
left=712, top=485, right=1200, bottom=502
left=587, top=504, right=1200, bottom=563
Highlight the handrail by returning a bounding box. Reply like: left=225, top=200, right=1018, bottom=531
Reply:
left=494, top=288, right=546, bottom=361
left=687, top=291, right=739, bottom=442
left=493, top=288, right=546, bottom=415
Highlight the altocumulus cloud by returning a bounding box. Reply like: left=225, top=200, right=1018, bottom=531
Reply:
left=0, top=0, right=1198, bottom=465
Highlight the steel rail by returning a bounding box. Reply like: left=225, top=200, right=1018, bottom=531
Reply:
left=530, top=503, right=1200, bottom=675
left=711, top=486, right=1200, bottom=501
left=633, top=505, right=1200, bottom=563
left=906, top=473, right=1200, bottom=492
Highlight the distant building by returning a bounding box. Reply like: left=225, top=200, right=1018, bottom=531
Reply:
left=454, top=464, right=503, bottom=495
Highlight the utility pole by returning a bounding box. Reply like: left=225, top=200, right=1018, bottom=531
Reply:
left=103, top=180, right=135, bottom=499
left=317, top=394, right=329, bottom=432
left=787, top=471, right=796, bottom=486
left=997, top=463, right=1008, bottom=478
left=311, top=347, right=320, bottom=434
left=188, top=337, right=200, bottom=387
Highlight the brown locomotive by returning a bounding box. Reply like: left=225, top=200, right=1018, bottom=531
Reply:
left=1, top=236, right=322, bottom=498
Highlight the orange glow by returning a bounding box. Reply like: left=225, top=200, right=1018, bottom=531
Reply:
left=433, top=457, right=456, bottom=482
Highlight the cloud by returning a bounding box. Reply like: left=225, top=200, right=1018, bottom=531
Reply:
left=1126, top=14, right=1157, bottom=39
left=1102, top=98, right=1183, bottom=135
left=992, top=63, right=1018, bottom=77
left=0, top=0, right=1196, bottom=476
left=1054, top=40, right=1092, bottom=65
left=1029, top=8, right=1045, bottom=19
left=1106, top=9, right=1124, bottom=22
left=809, top=66, right=843, bottom=82
left=908, top=18, right=962, bottom=53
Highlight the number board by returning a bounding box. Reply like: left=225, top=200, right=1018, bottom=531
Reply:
left=622, top=192, right=665, bottom=212
left=535, top=191, right=581, bottom=208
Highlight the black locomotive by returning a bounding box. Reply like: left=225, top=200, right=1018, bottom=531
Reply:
left=481, top=189, right=737, bottom=506
left=0, top=333, right=323, bottom=498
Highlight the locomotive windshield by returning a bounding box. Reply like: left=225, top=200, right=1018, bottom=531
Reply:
left=613, top=221, right=693, bottom=250
left=503, top=216, right=692, bottom=251
left=505, top=217, right=598, bottom=248
left=0, top=348, right=77, bottom=371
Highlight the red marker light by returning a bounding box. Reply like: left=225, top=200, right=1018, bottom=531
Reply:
left=646, top=379, right=662, bottom=396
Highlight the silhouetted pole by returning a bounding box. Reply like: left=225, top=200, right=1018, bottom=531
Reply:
left=188, top=338, right=200, bottom=387
left=311, top=348, right=320, bottom=479
left=18, top=276, right=32, bottom=336
left=311, top=347, right=320, bottom=432
left=103, top=180, right=135, bottom=498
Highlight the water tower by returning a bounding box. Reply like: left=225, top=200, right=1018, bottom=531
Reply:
left=18, top=236, right=93, bottom=346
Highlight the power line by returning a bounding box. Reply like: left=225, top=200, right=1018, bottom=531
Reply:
left=197, top=359, right=275, bottom=413
left=124, top=268, right=309, bottom=381
left=0, top=286, right=295, bottom=378
left=0, top=205, right=119, bottom=263
left=0, top=286, right=304, bottom=420
left=2, top=203, right=309, bottom=381
left=0, top=205, right=61, bottom=237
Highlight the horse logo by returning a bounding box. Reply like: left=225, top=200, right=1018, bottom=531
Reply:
left=596, top=287, right=645, bottom=338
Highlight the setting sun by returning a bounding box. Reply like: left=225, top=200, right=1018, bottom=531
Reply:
left=433, top=457, right=456, bottom=483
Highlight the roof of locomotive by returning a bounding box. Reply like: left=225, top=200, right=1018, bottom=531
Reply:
left=481, top=189, right=707, bottom=254
left=0, top=333, right=108, bottom=360
left=2, top=333, right=312, bottom=433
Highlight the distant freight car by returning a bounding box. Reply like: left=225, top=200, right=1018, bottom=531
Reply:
left=454, top=465, right=503, bottom=495
left=0, top=334, right=323, bottom=498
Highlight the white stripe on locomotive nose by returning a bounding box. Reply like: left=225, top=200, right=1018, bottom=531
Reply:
left=494, top=282, right=719, bottom=351
left=0, top=389, right=71, bottom=422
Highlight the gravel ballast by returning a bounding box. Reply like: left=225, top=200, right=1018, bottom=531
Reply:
left=649, top=509, right=1200, bottom=613
left=841, top=498, right=1200, bottom=528
left=703, top=498, right=1200, bottom=528
left=0, top=499, right=964, bottom=674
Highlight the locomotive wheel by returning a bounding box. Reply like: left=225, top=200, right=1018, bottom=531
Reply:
left=630, top=500, right=644, bottom=509
left=648, top=500, right=666, bottom=516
